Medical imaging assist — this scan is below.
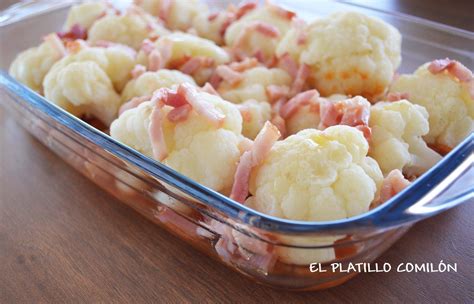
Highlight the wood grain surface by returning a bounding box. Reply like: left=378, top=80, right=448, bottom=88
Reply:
left=1, top=1, right=473, bottom=303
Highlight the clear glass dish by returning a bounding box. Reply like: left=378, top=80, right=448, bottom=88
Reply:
left=0, top=0, right=472, bottom=290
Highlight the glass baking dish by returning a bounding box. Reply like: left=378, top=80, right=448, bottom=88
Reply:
left=0, top=0, right=472, bottom=290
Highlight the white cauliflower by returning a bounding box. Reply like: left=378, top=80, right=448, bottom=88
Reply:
left=369, top=100, right=442, bottom=176
left=121, top=70, right=196, bottom=103
left=137, top=32, right=230, bottom=85
left=217, top=67, right=291, bottom=103
left=237, top=99, right=271, bottom=139
left=135, top=0, right=208, bottom=31
left=191, top=10, right=231, bottom=45
left=225, top=3, right=294, bottom=63
left=9, top=35, right=65, bottom=93
left=276, top=11, right=401, bottom=101
left=390, top=62, right=473, bottom=150
left=110, top=86, right=244, bottom=193
left=246, top=126, right=383, bottom=264
left=63, top=1, right=115, bottom=31
left=43, top=45, right=135, bottom=125
left=286, top=94, right=347, bottom=135
left=88, top=7, right=169, bottom=50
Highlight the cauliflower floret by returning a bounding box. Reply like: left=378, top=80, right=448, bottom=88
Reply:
left=369, top=100, right=442, bottom=176
left=136, top=0, right=208, bottom=31
left=121, top=70, right=196, bottom=103
left=9, top=37, right=64, bottom=93
left=237, top=99, right=271, bottom=139
left=63, top=2, right=115, bottom=31
left=245, top=126, right=382, bottom=264
left=88, top=7, right=169, bottom=50
left=286, top=94, right=347, bottom=135
left=390, top=62, right=473, bottom=150
left=217, top=67, right=291, bottom=103
left=43, top=45, right=135, bottom=125
left=137, top=32, right=230, bottom=85
left=225, top=3, right=295, bottom=63
left=110, top=86, right=243, bottom=193
left=276, top=11, right=401, bottom=101
left=192, top=10, right=231, bottom=45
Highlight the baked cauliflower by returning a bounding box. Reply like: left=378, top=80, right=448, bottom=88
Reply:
left=121, top=69, right=196, bottom=103
left=389, top=60, right=473, bottom=151
left=137, top=32, right=230, bottom=85
left=63, top=1, right=115, bottom=31
left=43, top=44, right=135, bottom=125
left=110, top=84, right=244, bottom=193
left=237, top=99, right=272, bottom=139
left=369, top=100, right=442, bottom=176
left=88, top=6, right=169, bottom=50
left=9, top=34, right=66, bottom=93
left=135, top=0, right=208, bottom=31
left=276, top=11, right=401, bottom=101
left=225, top=2, right=295, bottom=64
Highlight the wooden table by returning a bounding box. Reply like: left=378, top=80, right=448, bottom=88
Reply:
left=1, top=1, right=473, bottom=303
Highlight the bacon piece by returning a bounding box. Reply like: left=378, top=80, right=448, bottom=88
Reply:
left=148, top=90, right=168, bottom=161
left=355, top=125, right=372, bottom=142
left=319, top=96, right=370, bottom=130
left=386, top=92, right=409, bottom=102
left=167, top=104, right=192, bottom=122
left=266, top=85, right=289, bottom=103
left=266, top=1, right=296, bottom=20
left=57, top=24, right=87, bottom=41
left=238, top=137, right=253, bottom=153
left=230, top=122, right=281, bottom=203
left=119, top=95, right=151, bottom=115
left=201, top=83, right=220, bottom=95
left=235, top=1, right=258, bottom=19
left=236, top=104, right=252, bottom=122
left=131, top=64, right=147, bottom=79
left=378, top=169, right=411, bottom=205
left=319, top=100, right=339, bottom=127
left=229, top=57, right=259, bottom=72
left=177, top=83, right=225, bottom=127
left=233, top=21, right=280, bottom=51
left=179, top=57, right=215, bottom=75
left=208, top=12, right=219, bottom=22
left=278, top=53, right=298, bottom=78
left=141, top=39, right=155, bottom=55
left=148, top=49, right=162, bottom=72
left=428, top=58, right=473, bottom=82
left=215, top=65, right=243, bottom=86
left=219, top=12, right=236, bottom=37
left=157, top=0, right=172, bottom=22
left=280, top=89, right=319, bottom=119
left=270, top=115, right=286, bottom=138
left=292, top=18, right=307, bottom=45
left=290, top=64, right=310, bottom=96
left=43, top=33, right=66, bottom=58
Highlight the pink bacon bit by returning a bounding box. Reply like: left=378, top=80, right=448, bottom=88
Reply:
left=290, top=63, right=311, bottom=96
left=386, top=92, right=409, bottom=102
left=233, top=21, right=280, bottom=50
left=179, top=57, right=215, bottom=75
left=230, top=122, right=281, bottom=203
left=167, top=104, right=192, bottom=122
left=229, top=57, right=259, bottom=72
left=119, top=95, right=151, bottom=115
left=235, top=1, right=258, bottom=19
left=148, top=50, right=163, bottom=72
left=278, top=53, right=299, bottom=78
left=266, top=1, right=296, bottom=20
left=131, top=64, right=147, bottom=79
left=177, top=83, right=226, bottom=128
left=157, top=0, right=172, bottom=23
left=43, top=33, right=67, bottom=58
left=201, top=83, right=220, bottom=96
left=149, top=89, right=169, bottom=161
left=57, top=24, right=87, bottom=41
left=377, top=169, right=411, bottom=205
left=280, top=89, right=319, bottom=119
left=141, top=39, right=156, bottom=55
left=292, top=18, right=307, bottom=45
left=428, top=58, right=473, bottom=82
left=215, top=65, right=244, bottom=86
left=266, top=85, right=290, bottom=103
left=236, top=104, right=252, bottom=122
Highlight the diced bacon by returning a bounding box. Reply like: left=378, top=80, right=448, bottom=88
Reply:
left=163, top=90, right=187, bottom=108
left=236, top=104, right=252, bottom=122
left=148, top=49, right=162, bottom=72
left=355, top=125, right=372, bottom=141
left=386, top=92, right=409, bottom=102
left=208, top=12, right=219, bottom=22
left=141, top=39, right=155, bottom=55
left=167, top=104, right=192, bottom=122
left=319, top=99, right=340, bottom=128
left=158, top=39, right=173, bottom=67
left=229, top=57, right=259, bottom=72
left=57, top=24, right=87, bottom=41
left=428, top=58, right=473, bottom=82
left=209, top=71, right=223, bottom=89
left=157, top=0, right=172, bottom=22
left=149, top=90, right=168, bottom=161
left=290, top=64, right=310, bottom=96
left=270, top=98, right=287, bottom=138
left=215, top=65, right=243, bottom=86
left=235, top=1, right=257, bottom=19
left=280, top=89, right=319, bottom=119
left=219, top=12, right=236, bottom=37
left=179, top=57, right=215, bottom=75
left=238, top=137, right=254, bottom=153
left=131, top=64, right=147, bottom=79
left=43, top=33, right=66, bottom=58
left=278, top=53, right=299, bottom=78
left=292, top=18, right=308, bottom=45
left=119, top=95, right=151, bottom=115
left=201, top=83, right=220, bottom=95
left=230, top=122, right=280, bottom=203
left=266, top=2, right=296, bottom=20
left=253, top=50, right=265, bottom=63
left=338, top=99, right=370, bottom=126
left=177, top=83, right=226, bottom=127
left=253, top=22, right=280, bottom=38
left=378, top=169, right=411, bottom=205
left=266, top=85, right=289, bottom=103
